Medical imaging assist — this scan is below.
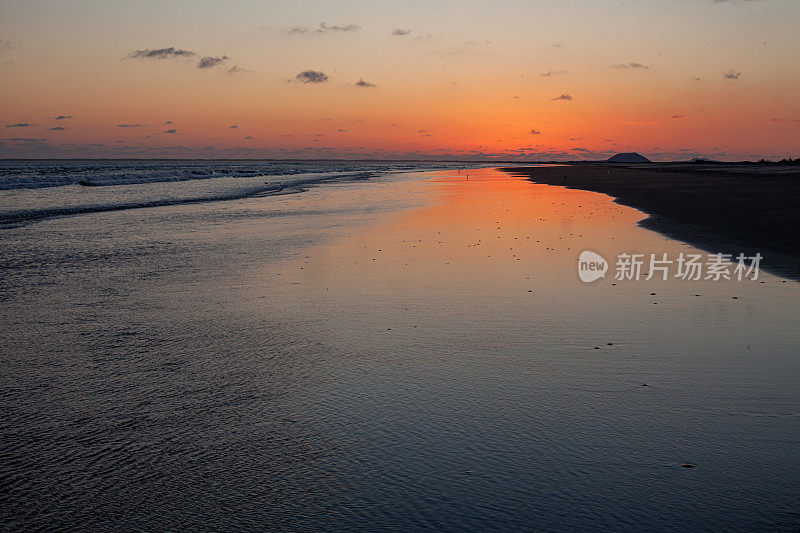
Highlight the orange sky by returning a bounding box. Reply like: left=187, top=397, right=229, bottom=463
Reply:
left=1, top=0, right=798, bottom=160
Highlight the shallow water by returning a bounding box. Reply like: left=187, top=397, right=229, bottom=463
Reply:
left=1, top=168, right=798, bottom=531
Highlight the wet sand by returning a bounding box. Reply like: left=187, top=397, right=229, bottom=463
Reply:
left=500, top=163, right=800, bottom=281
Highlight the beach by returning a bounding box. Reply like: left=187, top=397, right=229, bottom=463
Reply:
left=2, top=166, right=798, bottom=531
left=501, top=163, right=800, bottom=281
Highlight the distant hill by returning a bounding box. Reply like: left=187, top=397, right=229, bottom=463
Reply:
left=607, top=152, right=651, bottom=163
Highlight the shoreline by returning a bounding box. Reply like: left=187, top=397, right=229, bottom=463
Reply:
left=500, top=163, right=800, bottom=282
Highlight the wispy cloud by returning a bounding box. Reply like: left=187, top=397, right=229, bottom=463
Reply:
left=0, top=38, right=12, bottom=51
left=163, top=129, right=177, bottom=134
left=116, top=123, right=142, bottom=128
left=723, top=69, right=741, bottom=80
left=320, top=22, right=360, bottom=32
left=48, top=126, right=66, bottom=130
left=54, top=115, right=74, bottom=120
left=127, top=47, right=195, bottom=59
left=551, top=94, right=573, bottom=101
left=229, top=125, right=238, bottom=129
left=197, top=55, right=229, bottom=69
left=541, top=70, right=568, bottom=77
left=5, top=122, right=32, bottom=128
left=289, top=22, right=360, bottom=35
left=294, top=70, right=328, bottom=83
left=672, top=114, right=686, bottom=119
left=391, top=29, right=410, bottom=36
left=355, top=78, right=376, bottom=88
left=227, top=65, right=248, bottom=74
left=611, top=62, right=649, bottom=69
left=529, top=129, right=542, bottom=135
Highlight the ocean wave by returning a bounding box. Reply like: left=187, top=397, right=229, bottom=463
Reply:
left=0, top=160, right=458, bottom=190
left=0, top=171, right=380, bottom=226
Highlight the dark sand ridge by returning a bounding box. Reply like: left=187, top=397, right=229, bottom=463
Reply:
left=500, top=163, right=800, bottom=281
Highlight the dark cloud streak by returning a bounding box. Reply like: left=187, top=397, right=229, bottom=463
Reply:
left=197, top=55, right=229, bottom=69
left=294, top=70, right=328, bottom=83
left=127, top=47, right=196, bottom=59
left=611, top=62, right=649, bottom=69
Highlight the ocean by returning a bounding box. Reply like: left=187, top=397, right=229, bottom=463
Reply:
left=1, top=163, right=798, bottom=531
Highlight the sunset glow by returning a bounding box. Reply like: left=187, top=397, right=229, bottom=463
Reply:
left=1, top=0, right=798, bottom=160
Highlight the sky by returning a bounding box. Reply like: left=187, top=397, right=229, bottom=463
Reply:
left=0, top=0, right=798, bottom=161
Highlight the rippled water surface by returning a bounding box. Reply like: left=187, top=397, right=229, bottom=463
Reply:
left=1, top=168, right=798, bottom=531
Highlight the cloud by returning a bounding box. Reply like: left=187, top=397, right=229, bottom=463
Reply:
left=723, top=69, right=741, bottom=80
left=317, top=22, right=360, bottom=33
left=541, top=70, right=568, bottom=77
left=355, top=78, right=376, bottom=87
left=230, top=125, right=238, bottom=129
left=227, top=65, right=248, bottom=74
left=289, top=22, right=360, bottom=35
left=672, top=114, right=686, bottom=119
left=48, top=126, right=66, bottom=130
left=294, top=70, right=328, bottom=83
left=163, top=129, right=177, bottom=134
left=3, top=137, right=46, bottom=142
left=0, top=38, right=12, bottom=51
left=392, top=29, right=410, bottom=36
left=197, top=55, right=229, bottom=69
left=692, top=76, right=703, bottom=81
left=611, top=62, right=649, bottom=69
left=116, top=123, right=142, bottom=128
left=127, top=47, right=195, bottom=59
left=529, top=129, right=542, bottom=135
left=244, top=136, right=252, bottom=139
left=5, top=123, right=32, bottom=127
left=54, top=115, right=74, bottom=120
left=552, top=94, right=573, bottom=101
